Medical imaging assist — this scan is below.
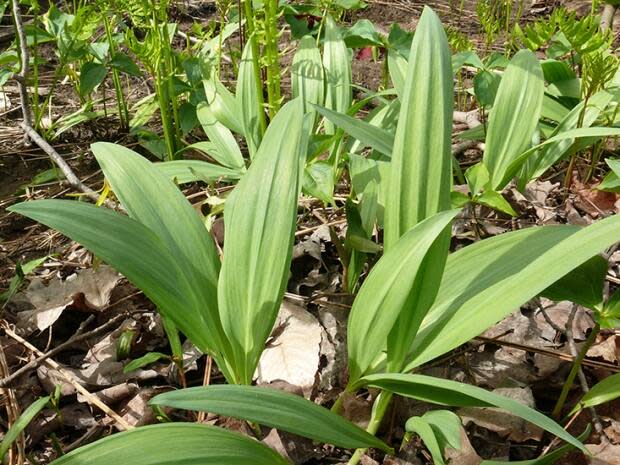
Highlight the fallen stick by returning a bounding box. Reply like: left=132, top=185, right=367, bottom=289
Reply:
left=18, top=123, right=117, bottom=209
left=1, top=323, right=133, bottom=431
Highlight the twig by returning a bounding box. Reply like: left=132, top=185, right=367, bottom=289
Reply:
left=564, top=305, right=609, bottom=444
left=536, top=300, right=565, bottom=335
left=196, top=356, right=213, bottom=423
left=0, top=342, right=25, bottom=465
left=0, top=311, right=140, bottom=388
left=1, top=323, right=133, bottom=431
left=601, top=3, right=617, bottom=31
left=10, top=0, right=33, bottom=141
left=18, top=123, right=117, bottom=208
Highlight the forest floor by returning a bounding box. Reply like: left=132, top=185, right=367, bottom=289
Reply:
left=1, top=1, right=620, bottom=464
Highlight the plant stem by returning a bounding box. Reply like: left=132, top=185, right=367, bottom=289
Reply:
left=11, top=0, right=33, bottom=136
left=104, top=16, right=129, bottom=131
left=263, top=0, right=281, bottom=117
left=243, top=0, right=267, bottom=134
left=552, top=322, right=600, bottom=419
left=347, top=391, right=393, bottom=465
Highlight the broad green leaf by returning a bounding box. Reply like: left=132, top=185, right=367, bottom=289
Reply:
left=203, top=77, right=244, bottom=135
left=79, top=61, right=107, bottom=96
left=196, top=103, right=245, bottom=171
left=49, top=423, right=290, bottom=465
left=218, top=99, right=306, bottom=384
left=0, top=255, right=48, bottom=304
left=313, top=105, right=394, bottom=156
left=356, top=373, right=585, bottom=452
left=483, top=50, right=544, bottom=189
left=292, top=36, right=324, bottom=118
left=598, top=158, right=620, bottom=192
left=151, top=385, right=391, bottom=452
left=323, top=16, right=351, bottom=135
left=405, top=417, right=445, bottom=465
left=91, top=143, right=229, bottom=361
left=343, top=19, right=383, bottom=48
left=123, top=352, right=169, bottom=373
left=237, top=36, right=263, bottom=157
left=7, top=200, right=215, bottom=357
left=0, top=396, right=49, bottom=460
left=422, top=410, right=462, bottom=451
left=383, top=7, right=454, bottom=372
left=600, top=288, right=620, bottom=328
left=465, top=163, right=490, bottom=195
left=109, top=52, right=141, bottom=76
left=384, top=6, right=453, bottom=249
left=407, top=213, right=620, bottom=370
left=570, top=373, right=620, bottom=415
left=347, top=100, right=399, bottom=155
left=156, top=159, right=242, bottom=184
left=303, top=161, right=334, bottom=204
left=473, top=70, right=501, bottom=108
left=475, top=190, right=517, bottom=217
left=541, top=255, right=607, bottom=310
left=347, top=210, right=459, bottom=383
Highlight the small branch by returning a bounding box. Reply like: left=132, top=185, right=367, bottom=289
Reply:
left=0, top=311, right=139, bottom=388
left=564, top=305, right=609, bottom=444
left=1, top=323, right=133, bottom=431
left=453, top=110, right=481, bottom=129
left=10, top=0, right=33, bottom=138
left=601, top=3, right=617, bottom=31
left=19, top=123, right=117, bottom=208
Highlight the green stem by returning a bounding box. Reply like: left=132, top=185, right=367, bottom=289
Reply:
left=347, top=391, right=393, bottom=465
left=243, top=0, right=267, bottom=134
left=104, top=16, right=129, bottom=131
left=263, top=0, right=281, bottom=117
left=552, top=323, right=600, bottom=419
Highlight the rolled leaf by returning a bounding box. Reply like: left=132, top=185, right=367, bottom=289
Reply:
left=218, top=99, right=306, bottom=384
left=384, top=6, right=453, bottom=248
left=196, top=103, right=245, bottom=171
left=292, top=36, right=324, bottom=118
left=483, top=50, right=544, bottom=189
left=151, top=385, right=391, bottom=452
left=407, top=213, right=620, bottom=369
left=237, top=35, right=264, bottom=157
left=322, top=16, right=351, bottom=135
left=383, top=6, right=454, bottom=372
left=347, top=210, right=459, bottom=383
left=91, top=143, right=229, bottom=360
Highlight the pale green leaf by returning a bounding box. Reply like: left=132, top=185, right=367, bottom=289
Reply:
left=49, top=423, right=290, bottom=465
left=156, top=159, right=242, bottom=184
left=407, top=213, right=620, bottom=370
left=384, top=6, right=454, bottom=248
left=196, top=103, right=245, bottom=171
left=292, top=36, right=324, bottom=117
left=203, top=76, right=244, bottom=135
left=405, top=417, right=445, bottom=465
left=7, top=200, right=215, bottom=356
left=123, top=352, right=169, bottom=373
left=218, top=99, right=306, bottom=384
left=237, top=36, right=263, bottom=157
left=357, top=373, right=585, bottom=453
left=347, top=210, right=459, bottom=383
left=151, top=385, right=391, bottom=452
left=483, top=50, right=544, bottom=189
left=323, top=16, right=351, bottom=135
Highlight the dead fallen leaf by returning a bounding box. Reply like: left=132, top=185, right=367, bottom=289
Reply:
left=120, top=388, right=167, bottom=427
left=588, top=334, right=620, bottom=364
left=459, top=387, right=544, bottom=442
left=255, top=301, right=324, bottom=398
left=262, top=428, right=320, bottom=464
left=445, top=427, right=482, bottom=465
left=586, top=442, right=620, bottom=465
left=17, top=266, right=120, bottom=334
left=573, top=178, right=620, bottom=218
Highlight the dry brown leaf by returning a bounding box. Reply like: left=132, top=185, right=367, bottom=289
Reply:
left=588, top=334, right=620, bottom=364
left=255, top=301, right=324, bottom=398
left=586, top=442, right=620, bottom=465
left=445, top=427, right=482, bottom=465
left=18, top=266, right=120, bottom=334
left=459, top=387, right=544, bottom=442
